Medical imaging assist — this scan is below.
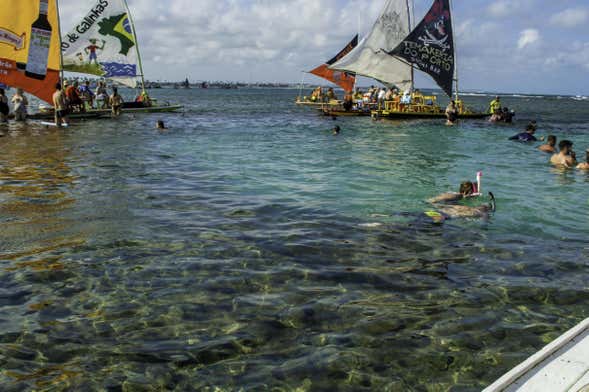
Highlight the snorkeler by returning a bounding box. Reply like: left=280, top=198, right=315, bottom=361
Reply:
left=426, top=174, right=495, bottom=221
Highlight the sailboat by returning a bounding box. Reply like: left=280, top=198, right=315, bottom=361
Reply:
left=59, top=0, right=182, bottom=115
left=330, top=0, right=486, bottom=120
left=296, top=35, right=358, bottom=108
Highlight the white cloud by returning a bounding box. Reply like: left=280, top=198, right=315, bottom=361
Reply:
left=550, top=8, right=589, bottom=28
left=487, top=1, right=509, bottom=17
left=518, top=29, right=540, bottom=49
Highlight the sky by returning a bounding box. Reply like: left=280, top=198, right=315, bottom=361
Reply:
left=58, top=0, right=589, bottom=95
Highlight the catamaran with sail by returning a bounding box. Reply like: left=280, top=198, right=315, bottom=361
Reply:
left=296, top=35, right=358, bottom=109
left=328, top=0, right=486, bottom=120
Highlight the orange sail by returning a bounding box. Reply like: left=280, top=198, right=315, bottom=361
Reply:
left=0, top=0, right=61, bottom=104
left=309, top=35, right=358, bottom=93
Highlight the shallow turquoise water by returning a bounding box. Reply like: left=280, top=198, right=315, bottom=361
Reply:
left=0, top=89, right=588, bottom=391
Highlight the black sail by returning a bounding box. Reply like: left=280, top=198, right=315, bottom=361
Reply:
left=386, top=0, right=455, bottom=97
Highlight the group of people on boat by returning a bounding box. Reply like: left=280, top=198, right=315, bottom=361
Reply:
left=509, top=122, right=589, bottom=170
left=0, top=78, right=154, bottom=127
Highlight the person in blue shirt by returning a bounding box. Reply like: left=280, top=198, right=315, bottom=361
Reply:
left=509, top=124, right=537, bottom=142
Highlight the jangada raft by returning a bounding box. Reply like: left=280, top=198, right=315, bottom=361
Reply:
left=0, top=0, right=182, bottom=121
left=326, top=0, right=486, bottom=120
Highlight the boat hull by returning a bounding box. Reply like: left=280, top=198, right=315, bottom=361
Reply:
left=89, top=104, right=184, bottom=115
left=373, top=110, right=488, bottom=120
left=28, top=112, right=105, bottom=120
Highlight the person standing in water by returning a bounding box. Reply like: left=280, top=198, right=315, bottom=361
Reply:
left=539, top=135, right=557, bottom=153
left=52, top=83, right=69, bottom=127
left=0, top=88, right=9, bottom=123
left=445, top=100, right=458, bottom=125
left=509, top=124, right=537, bottom=142
left=11, top=88, right=28, bottom=121
left=109, top=87, right=123, bottom=117
left=577, top=149, right=589, bottom=170
left=551, top=140, right=577, bottom=168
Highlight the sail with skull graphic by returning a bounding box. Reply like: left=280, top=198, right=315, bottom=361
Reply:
left=386, top=0, right=455, bottom=97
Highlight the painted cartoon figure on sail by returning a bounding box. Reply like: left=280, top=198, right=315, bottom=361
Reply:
left=85, top=38, right=105, bottom=64
left=417, top=0, right=451, bottom=50
left=376, top=11, right=406, bottom=52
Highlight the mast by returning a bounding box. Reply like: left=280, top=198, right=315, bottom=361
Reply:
left=406, top=0, right=414, bottom=91
left=449, top=0, right=459, bottom=102
left=55, top=0, right=65, bottom=83
left=123, top=0, right=146, bottom=93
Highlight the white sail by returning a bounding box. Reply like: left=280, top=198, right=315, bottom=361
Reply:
left=330, top=0, right=412, bottom=91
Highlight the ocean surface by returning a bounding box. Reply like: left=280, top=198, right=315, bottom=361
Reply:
left=0, top=88, right=588, bottom=391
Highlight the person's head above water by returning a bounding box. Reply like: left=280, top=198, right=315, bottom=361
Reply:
left=459, top=181, right=475, bottom=196
left=156, top=120, right=167, bottom=130
left=525, top=124, right=536, bottom=134
left=547, top=135, right=557, bottom=146
left=559, top=140, right=573, bottom=154
left=333, top=125, right=341, bottom=135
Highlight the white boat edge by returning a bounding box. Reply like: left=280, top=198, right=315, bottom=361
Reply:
left=484, top=318, right=589, bottom=391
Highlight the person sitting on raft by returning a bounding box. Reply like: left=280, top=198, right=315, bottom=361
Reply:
left=427, top=181, right=495, bottom=220
left=326, top=87, right=337, bottom=102
left=509, top=124, right=537, bottom=142
left=310, top=87, right=323, bottom=102
left=577, top=149, right=589, bottom=170
left=551, top=140, right=577, bottom=168
left=445, top=100, right=458, bottom=125
left=135, top=91, right=152, bottom=107
left=539, top=135, right=557, bottom=153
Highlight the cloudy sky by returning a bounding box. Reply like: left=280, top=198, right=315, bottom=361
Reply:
left=58, top=0, right=589, bottom=95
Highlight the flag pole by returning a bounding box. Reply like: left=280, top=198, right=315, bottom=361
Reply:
left=55, top=0, right=65, bottom=84
left=449, top=0, right=460, bottom=103
left=123, top=0, right=146, bottom=93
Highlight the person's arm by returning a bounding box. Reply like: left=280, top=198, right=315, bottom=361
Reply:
left=427, top=192, right=462, bottom=204
left=508, top=134, right=518, bottom=140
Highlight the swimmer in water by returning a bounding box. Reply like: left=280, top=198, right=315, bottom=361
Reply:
left=427, top=181, right=478, bottom=204
left=577, top=149, right=589, bottom=170
left=156, top=120, right=167, bottom=130
left=551, top=140, right=577, bottom=168
left=539, top=135, right=557, bottom=153
left=333, top=125, right=341, bottom=135
left=427, top=181, right=495, bottom=221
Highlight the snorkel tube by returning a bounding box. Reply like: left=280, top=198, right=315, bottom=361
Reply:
left=466, top=171, right=483, bottom=198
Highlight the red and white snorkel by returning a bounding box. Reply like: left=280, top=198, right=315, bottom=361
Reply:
left=469, top=171, right=483, bottom=197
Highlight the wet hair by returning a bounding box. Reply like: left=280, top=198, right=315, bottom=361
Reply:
left=112, top=87, right=118, bottom=93
left=459, top=181, right=475, bottom=195
left=547, top=135, right=557, bottom=145
left=333, top=125, right=341, bottom=134
left=559, top=140, right=573, bottom=151
left=156, top=120, right=166, bottom=129
left=55, top=83, right=61, bottom=90
left=526, top=124, right=536, bottom=132
left=0, top=88, right=4, bottom=95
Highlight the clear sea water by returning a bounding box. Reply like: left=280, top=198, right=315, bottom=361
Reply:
left=0, top=88, right=588, bottom=391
